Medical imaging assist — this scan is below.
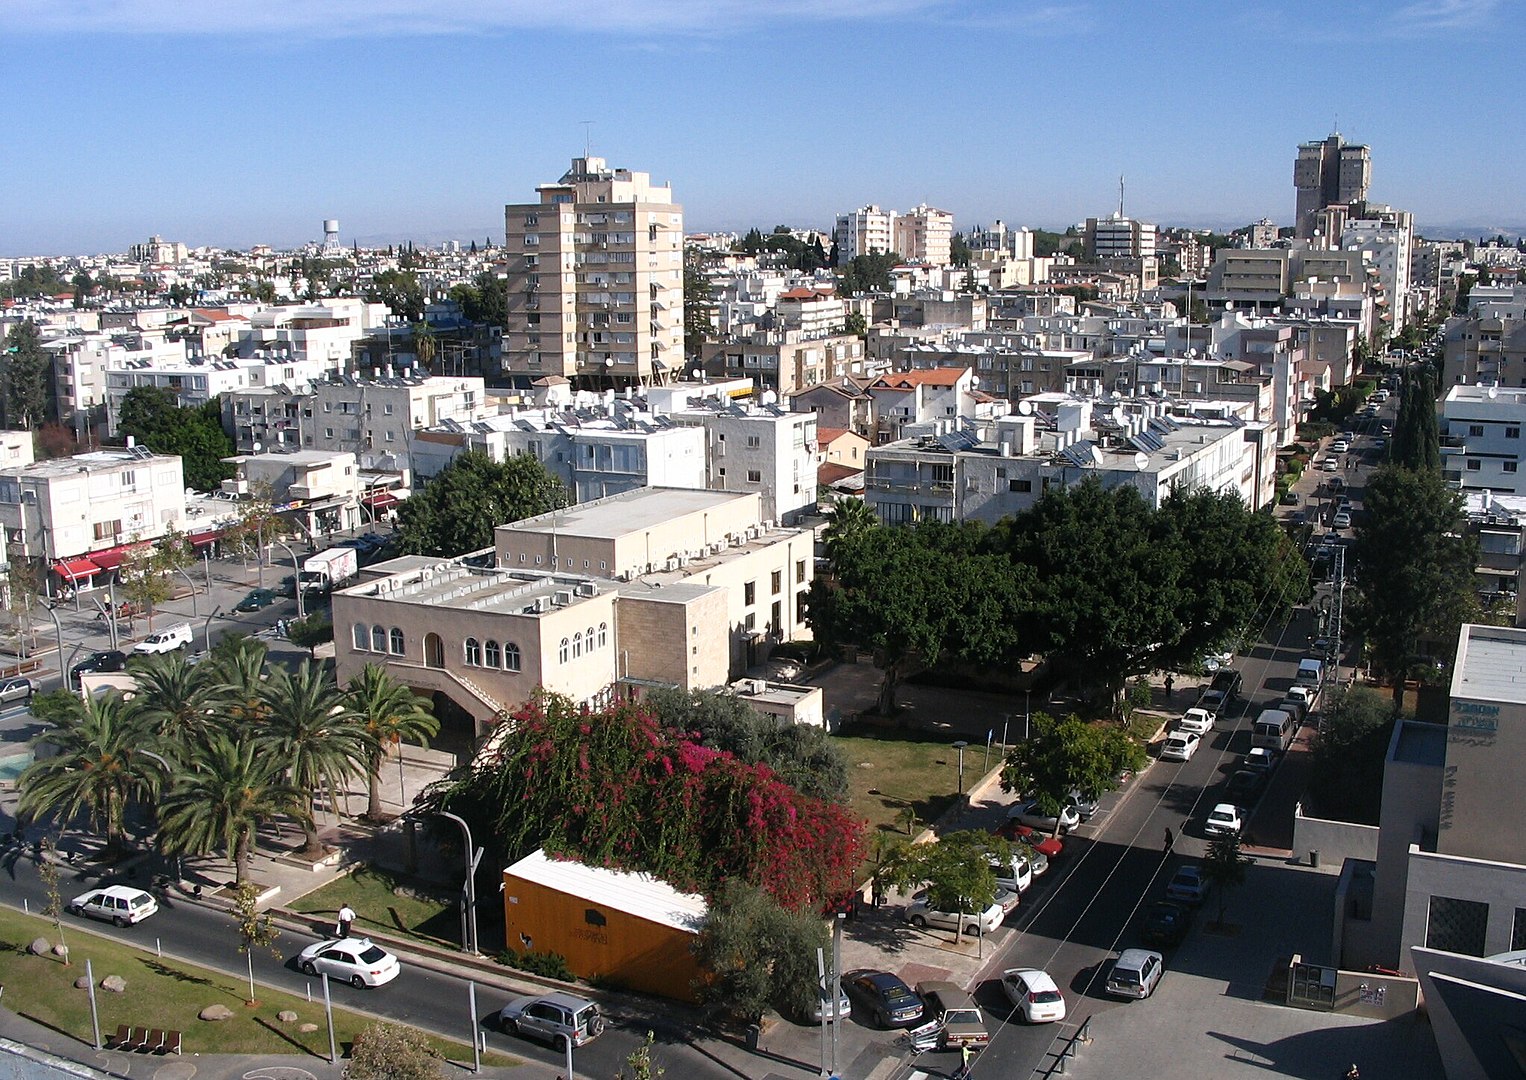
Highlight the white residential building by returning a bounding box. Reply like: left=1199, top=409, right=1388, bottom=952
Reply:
left=1342, top=211, right=1414, bottom=329
left=666, top=399, right=819, bottom=525
left=1441, top=384, right=1526, bottom=495
left=223, top=450, right=361, bottom=536
left=833, top=205, right=896, bottom=265
left=893, top=205, right=954, bottom=266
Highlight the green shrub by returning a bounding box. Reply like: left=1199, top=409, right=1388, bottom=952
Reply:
left=495, top=948, right=572, bottom=981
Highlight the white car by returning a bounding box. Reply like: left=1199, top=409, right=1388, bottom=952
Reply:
left=1001, top=967, right=1067, bottom=1023
left=1176, top=707, right=1214, bottom=735
left=989, top=851, right=1033, bottom=894
left=296, top=937, right=400, bottom=988
left=1319, top=457, right=1339, bottom=471
left=1331, top=439, right=1350, bottom=453
left=69, top=885, right=158, bottom=926
left=1008, top=799, right=1081, bottom=834
left=1159, top=731, right=1201, bottom=762
left=1333, top=511, right=1352, bottom=529
left=1204, top=803, right=1244, bottom=838
left=904, top=895, right=1005, bottom=936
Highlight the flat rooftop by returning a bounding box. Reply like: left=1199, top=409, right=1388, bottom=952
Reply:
left=1393, top=719, right=1447, bottom=767
left=0, top=448, right=176, bottom=478
left=338, top=560, right=719, bottom=614
left=1451, top=624, right=1526, bottom=706
left=500, top=487, right=751, bottom=540
left=504, top=849, right=706, bottom=934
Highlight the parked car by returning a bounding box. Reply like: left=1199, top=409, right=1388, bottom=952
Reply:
left=296, top=937, right=400, bottom=988
left=1204, top=802, right=1244, bottom=838
left=498, top=992, right=604, bottom=1048
left=133, top=623, right=193, bottom=654
left=1333, top=510, right=1352, bottom=529
left=1319, top=457, right=1338, bottom=471
left=1331, top=439, right=1350, bottom=453
left=1159, top=731, right=1201, bottom=762
left=989, top=885, right=1021, bottom=916
left=1066, top=790, right=1100, bottom=822
left=69, top=650, right=128, bottom=687
left=989, top=851, right=1033, bottom=894
left=1165, top=864, right=1209, bottom=905
left=1225, top=769, right=1267, bottom=803
left=1242, top=747, right=1278, bottom=774
left=1176, top=707, right=1215, bottom=735
left=842, top=969, right=925, bottom=1028
left=810, top=980, right=853, bottom=1024
left=1022, top=843, right=1050, bottom=878
left=904, top=894, right=1005, bottom=936
left=1008, top=799, right=1080, bottom=835
left=0, top=676, right=38, bottom=703
left=1201, top=668, right=1243, bottom=711
left=1106, top=948, right=1165, bottom=1000
left=916, top=981, right=990, bottom=1048
left=69, top=885, right=158, bottom=926
left=235, top=588, right=279, bottom=612
left=1139, top=901, right=1194, bottom=947
left=1000, top=967, right=1067, bottom=1024
left=1279, top=490, right=1299, bottom=506
left=990, top=820, right=1064, bottom=859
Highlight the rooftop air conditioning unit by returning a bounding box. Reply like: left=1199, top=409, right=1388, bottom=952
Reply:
left=575, top=582, right=597, bottom=597
left=534, top=596, right=551, bottom=613
left=553, top=590, right=573, bottom=606
left=665, top=557, right=680, bottom=572
left=617, top=569, right=634, bottom=582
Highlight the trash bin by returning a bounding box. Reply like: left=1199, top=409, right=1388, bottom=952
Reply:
left=1309, top=850, right=1320, bottom=868
left=745, top=1024, right=760, bottom=1051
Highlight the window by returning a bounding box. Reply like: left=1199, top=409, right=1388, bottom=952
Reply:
left=1466, top=459, right=1482, bottom=471
left=1514, top=908, right=1526, bottom=951
left=372, top=625, right=386, bottom=652
left=796, top=559, right=806, bottom=579
left=1508, top=426, right=1521, bottom=439
left=572, top=631, right=583, bottom=658
left=772, top=570, right=782, bottom=594
left=1426, top=895, right=1489, bottom=956
left=559, top=637, right=570, bottom=663
left=1507, top=462, right=1520, bottom=474
left=353, top=623, right=369, bottom=650
left=1470, top=425, right=1485, bottom=437
left=1011, top=479, right=1033, bottom=492
left=383, top=403, right=394, bottom=416
left=485, top=640, right=501, bottom=667
left=744, top=581, right=756, bottom=606
left=503, top=642, right=521, bottom=672
left=464, top=638, right=481, bottom=665
left=772, top=600, right=782, bottom=631
left=747, top=470, right=762, bottom=483
left=389, top=627, right=404, bottom=655
left=597, top=623, right=607, bottom=648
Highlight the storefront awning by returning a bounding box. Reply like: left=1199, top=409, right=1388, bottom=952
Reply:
left=53, top=557, right=102, bottom=582
left=89, top=543, right=149, bottom=572
left=362, top=492, right=399, bottom=510
left=187, top=528, right=224, bottom=547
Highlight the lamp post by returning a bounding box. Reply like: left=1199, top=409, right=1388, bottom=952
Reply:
left=203, top=606, right=223, bottom=655
left=271, top=540, right=305, bottom=620
left=171, top=566, right=198, bottom=618
left=42, top=603, right=64, bottom=676
left=952, top=740, right=968, bottom=799
left=437, top=811, right=482, bottom=954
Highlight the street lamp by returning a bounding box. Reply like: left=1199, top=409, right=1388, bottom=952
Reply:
left=171, top=566, right=199, bottom=618
left=203, top=606, right=223, bottom=655
left=432, top=811, right=482, bottom=955
left=42, top=603, right=64, bottom=677
left=952, top=740, right=968, bottom=798
left=271, top=540, right=306, bottom=620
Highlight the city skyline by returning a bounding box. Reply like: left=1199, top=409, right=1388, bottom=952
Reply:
left=3, top=0, right=1523, bottom=256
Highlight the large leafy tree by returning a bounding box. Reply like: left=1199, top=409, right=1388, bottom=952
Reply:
left=1351, top=465, right=1477, bottom=701
left=3, top=319, right=53, bottom=429
left=18, top=692, right=159, bottom=851
left=397, top=450, right=568, bottom=557
left=364, top=269, right=425, bottom=322
left=876, top=829, right=1007, bottom=937
left=348, top=664, right=440, bottom=820
left=116, top=387, right=235, bottom=491
left=259, top=661, right=372, bottom=855
left=692, top=880, right=828, bottom=1024
left=1308, top=687, right=1397, bottom=825
left=448, top=271, right=508, bottom=328
left=159, top=734, right=307, bottom=885
left=1000, top=712, right=1145, bottom=828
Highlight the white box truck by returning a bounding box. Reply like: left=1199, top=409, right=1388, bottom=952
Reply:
left=299, top=546, right=358, bottom=593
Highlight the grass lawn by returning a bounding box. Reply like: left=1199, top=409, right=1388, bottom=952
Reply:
left=290, top=865, right=459, bottom=949
left=834, top=723, right=967, bottom=838
left=0, top=906, right=516, bottom=1066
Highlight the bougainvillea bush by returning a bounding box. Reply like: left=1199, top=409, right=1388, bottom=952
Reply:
left=430, top=691, right=864, bottom=913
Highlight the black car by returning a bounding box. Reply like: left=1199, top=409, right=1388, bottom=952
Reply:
left=1224, top=769, right=1267, bottom=804
left=841, top=969, right=925, bottom=1028
left=1140, top=901, right=1193, bottom=947
left=70, top=650, right=129, bottom=687
left=1200, top=668, right=1242, bottom=711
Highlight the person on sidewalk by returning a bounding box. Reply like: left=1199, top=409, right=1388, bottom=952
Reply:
left=337, top=904, right=356, bottom=940
left=1164, top=674, right=1174, bottom=698
left=953, top=1042, right=975, bottom=1079
left=1163, top=827, right=1175, bottom=854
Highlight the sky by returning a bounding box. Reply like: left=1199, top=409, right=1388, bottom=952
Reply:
left=3, top=0, right=1524, bottom=256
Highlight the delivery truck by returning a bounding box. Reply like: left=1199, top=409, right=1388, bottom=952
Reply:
left=299, top=546, right=358, bottom=592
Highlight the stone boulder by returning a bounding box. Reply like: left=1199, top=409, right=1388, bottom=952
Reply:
left=74, top=976, right=92, bottom=989
left=277, top=1010, right=298, bottom=1023
left=52, top=944, right=69, bottom=959
left=28, top=937, right=50, bottom=956
left=100, top=975, right=127, bottom=993
left=199, top=1004, right=235, bottom=1022
left=298, top=1023, right=319, bottom=1033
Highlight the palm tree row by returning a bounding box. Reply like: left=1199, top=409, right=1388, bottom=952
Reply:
left=18, top=638, right=438, bottom=884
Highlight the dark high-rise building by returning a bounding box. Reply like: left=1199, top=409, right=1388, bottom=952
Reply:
left=1293, top=133, right=1371, bottom=240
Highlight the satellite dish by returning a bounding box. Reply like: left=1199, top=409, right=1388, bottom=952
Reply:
left=604, top=357, right=614, bottom=367
left=970, top=375, right=980, bottom=388
left=1488, top=385, right=1499, bottom=399
left=1111, top=406, right=1126, bottom=425
left=1018, top=400, right=1034, bottom=415
left=1134, top=452, right=1149, bottom=470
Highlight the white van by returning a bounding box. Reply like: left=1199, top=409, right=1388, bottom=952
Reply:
left=1295, top=658, right=1324, bottom=689
left=1251, top=707, right=1296, bottom=752
left=133, top=623, right=193, bottom=654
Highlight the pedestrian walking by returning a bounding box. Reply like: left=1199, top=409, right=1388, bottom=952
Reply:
left=953, top=1042, right=975, bottom=1079
left=337, top=904, right=356, bottom=940
left=1163, top=827, right=1175, bottom=854
left=1164, top=674, right=1175, bottom=698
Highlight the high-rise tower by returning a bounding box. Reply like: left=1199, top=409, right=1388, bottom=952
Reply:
left=503, top=156, right=684, bottom=389
left=1293, top=132, right=1371, bottom=240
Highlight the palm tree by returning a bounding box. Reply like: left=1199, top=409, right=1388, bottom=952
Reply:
left=209, top=637, right=272, bottom=728
left=1201, top=833, right=1253, bottom=929
left=18, top=692, right=159, bottom=851
left=348, top=664, right=439, bottom=820
left=159, top=734, right=306, bottom=885
left=822, top=497, right=876, bottom=568
left=259, top=660, right=372, bottom=856
left=127, top=651, right=218, bottom=754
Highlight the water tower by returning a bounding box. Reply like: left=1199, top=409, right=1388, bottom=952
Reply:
left=321, top=219, right=340, bottom=253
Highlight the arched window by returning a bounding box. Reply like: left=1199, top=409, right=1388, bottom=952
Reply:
left=573, top=631, right=583, bottom=658
left=372, top=625, right=386, bottom=652
left=464, top=637, right=481, bottom=666
left=503, top=642, right=521, bottom=672
left=586, top=626, right=595, bottom=650
left=559, top=637, right=570, bottom=664
left=597, top=622, right=608, bottom=648
left=389, top=627, right=405, bottom=655
left=485, top=640, right=501, bottom=668
left=353, top=623, right=369, bottom=650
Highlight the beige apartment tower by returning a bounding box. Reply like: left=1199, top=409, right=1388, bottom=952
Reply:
left=503, top=156, right=684, bottom=390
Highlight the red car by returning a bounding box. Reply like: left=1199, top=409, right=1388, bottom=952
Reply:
left=990, top=819, right=1063, bottom=859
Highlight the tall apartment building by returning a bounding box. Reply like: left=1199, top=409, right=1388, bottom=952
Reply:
left=1342, top=206, right=1414, bottom=329
left=1084, top=214, right=1158, bottom=260
left=1293, top=132, right=1371, bottom=239
left=502, top=156, right=684, bottom=390
left=893, top=205, right=954, bottom=266
left=1440, top=384, right=1526, bottom=495
left=833, top=205, right=896, bottom=265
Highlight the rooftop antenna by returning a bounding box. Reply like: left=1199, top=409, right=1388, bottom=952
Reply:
left=1118, top=174, right=1125, bottom=218
left=581, top=121, right=593, bottom=158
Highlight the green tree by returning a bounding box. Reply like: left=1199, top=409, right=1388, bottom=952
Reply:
left=344, top=1022, right=442, bottom=1080
left=949, top=233, right=972, bottom=267
left=876, top=830, right=1005, bottom=939
left=285, top=612, right=334, bottom=655
left=3, top=320, right=53, bottom=429
left=1351, top=466, right=1477, bottom=701
left=820, top=497, right=876, bottom=567
left=118, top=543, right=174, bottom=631
left=1200, top=832, right=1252, bottom=928
left=209, top=636, right=273, bottom=727
left=842, top=310, right=868, bottom=339
left=159, top=734, right=306, bottom=885
left=449, top=271, right=508, bottom=327
left=1390, top=366, right=1441, bottom=473
left=410, top=322, right=437, bottom=373
left=1308, top=686, right=1397, bottom=824
left=116, top=388, right=236, bottom=491
left=691, top=880, right=828, bottom=1023
left=259, top=661, right=372, bottom=856
left=127, top=650, right=219, bottom=750
left=1000, top=712, right=1144, bottom=830
left=616, top=1032, right=665, bottom=1080
left=397, top=451, right=568, bottom=557
left=348, top=664, right=440, bottom=820
left=71, top=271, right=94, bottom=308
left=838, top=252, right=901, bottom=296
left=18, top=693, right=158, bottom=851
left=230, top=881, right=280, bottom=1005
left=683, top=258, right=716, bottom=361
left=365, top=269, right=425, bottom=322
left=39, top=839, right=69, bottom=963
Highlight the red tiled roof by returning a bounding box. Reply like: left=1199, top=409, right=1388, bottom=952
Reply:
left=816, top=427, right=851, bottom=444
left=870, top=368, right=969, bottom=391
left=818, top=463, right=863, bottom=485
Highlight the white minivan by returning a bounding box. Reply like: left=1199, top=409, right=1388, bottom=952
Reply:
left=1251, top=707, right=1296, bottom=752
left=133, top=623, right=193, bottom=654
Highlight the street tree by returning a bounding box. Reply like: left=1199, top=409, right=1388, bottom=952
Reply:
left=1308, top=686, right=1397, bottom=825
left=127, top=650, right=219, bottom=750
left=1000, top=712, right=1145, bottom=828
left=691, top=879, right=828, bottom=1023
left=118, top=543, right=173, bottom=631
left=876, top=830, right=1005, bottom=939
left=396, top=451, right=568, bottom=557
left=230, top=880, right=279, bottom=1006
left=1200, top=833, right=1252, bottom=929
left=116, top=388, right=236, bottom=491
left=39, top=839, right=69, bottom=963
left=348, top=664, right=439, bottom=820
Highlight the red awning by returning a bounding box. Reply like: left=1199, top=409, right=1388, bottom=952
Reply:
left=187, top=528, right=224, bottom=547
left=89, top=543, right=148, bottom=571
left=53, top=557, right=102, bottom=582
left=362, top=492, right=399, bottom=509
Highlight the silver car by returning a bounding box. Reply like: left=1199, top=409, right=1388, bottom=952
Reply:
left=0, top=677, right=37, bottom=703
left=499, top=992, right=605, bottom=1049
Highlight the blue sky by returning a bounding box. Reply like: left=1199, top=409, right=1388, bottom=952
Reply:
left=3, top=0, right=1522, bottom=256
